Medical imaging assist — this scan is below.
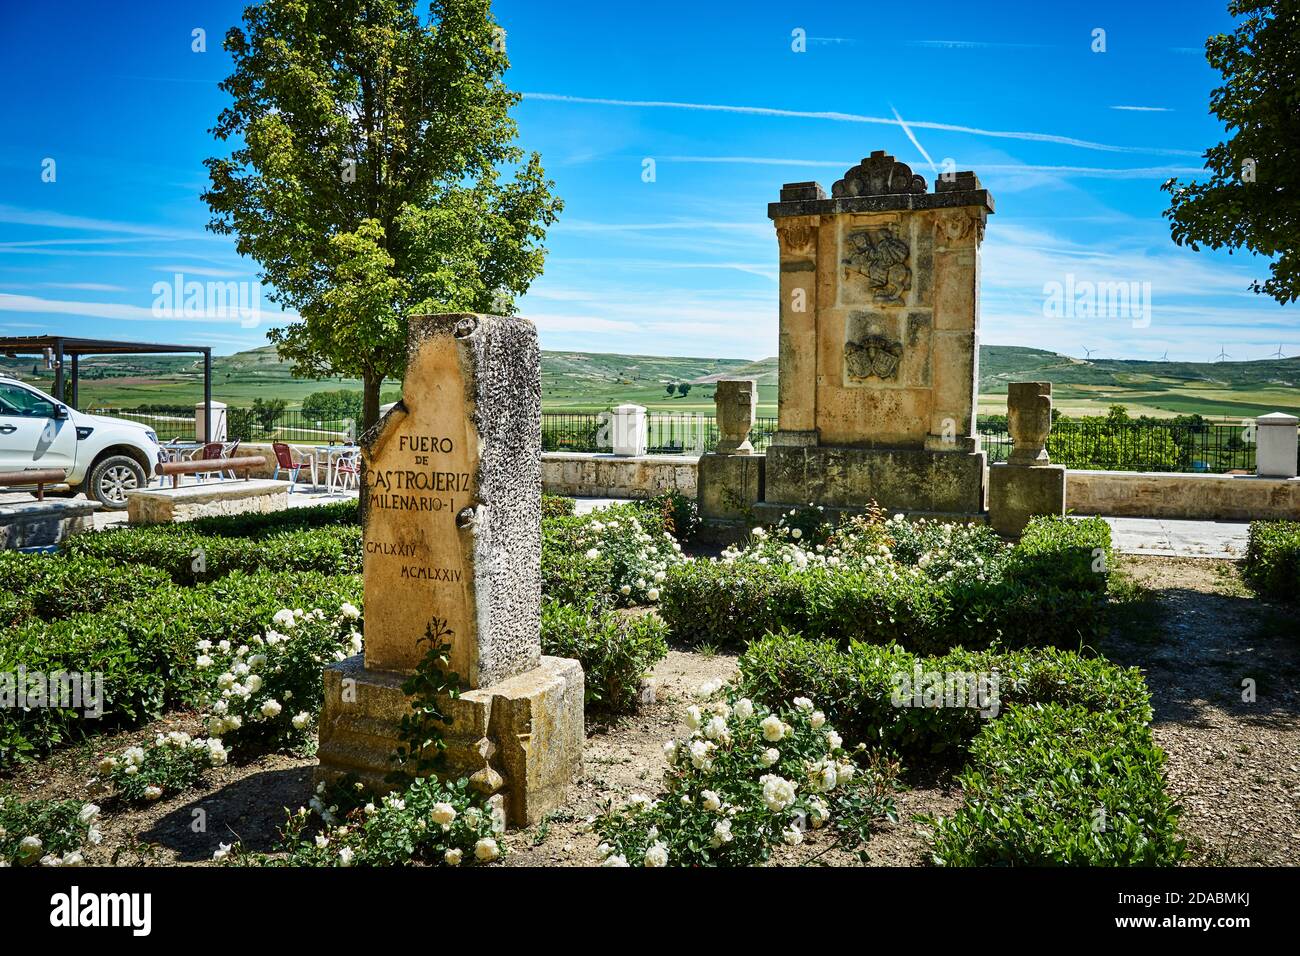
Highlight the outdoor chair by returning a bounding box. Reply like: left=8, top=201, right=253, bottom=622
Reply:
left=191, top=442, right=226, bottom=482
left=272, top=441, right=316, bottom=492
left=331, top=448, right=360, bottom=494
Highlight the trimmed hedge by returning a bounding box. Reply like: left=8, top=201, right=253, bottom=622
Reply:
left=738, top=634, right=1181, bottom=865
left=0, top=570, right=362, bottom=768
left=660, top=516, right=1111, bottom=654
left=738, top=632, right=1150, bottom=759
left=930, top=704, right=1185, bottom=866
left=0, top=552, right=172, bottom=624
left=1243, top=520, right=1300, bottom=601
left=541, top=494, right=577, bottom=518
left=62, top=525, right=362, bottom=584
left=541, top=599, right=668, bottom=717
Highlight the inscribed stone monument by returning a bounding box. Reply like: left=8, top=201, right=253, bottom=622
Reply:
left=316, top=313, right=583, bottom=826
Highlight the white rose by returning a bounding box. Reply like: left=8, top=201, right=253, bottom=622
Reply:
left=646, top=588, right=660, bottom=602
left=759, top=747, right=780, bottom=768
left=212, top=843, right=233, bottom=862
left=684, top=705, right=703, bottom=729
left=701, top=790, right=722, bottom=813
left=810, top=711, right=827, bottom=729
left=340, top=602, right=361, bottom=620
left=144, top=785, right=163, bottom=802
left=760, top=716, right=785, bottom=742
left=474, top=838, right=500, bottom=862
left=338, top=847, right=355, bottom=866
left=703, top=716, right=728, bottom=741
left=272, top=609, right=296, bottom=629
left=643, top=842, right=669, bottom=868
left=793, top=697, right=814, bottom=712
left=825, top=730, right=842, bottom=751
left=585, top=548, right=600, bottom=560
left=445, top=848, right=463, bottom=866
left=760, top=774, right=797, bottom=813
left=292, top=712, right=311, bottom=730
left=601, top=854, right=629, bottom=867
left=733, top=698, right=754, bottom=720
left=260, top=700, right=282, bottom=718
left=195, top=655, right=213, bottom=669
left=430, top=803, right=457, bottom=827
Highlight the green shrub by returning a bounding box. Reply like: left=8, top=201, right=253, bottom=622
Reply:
left=0, top=552, right=172, bottom=622
left=541, top=503, right=684, bottom=606
left=659, top=515, right=1110, bottom=653
left=541, top=600, right=668, bottom=716
left=541, top=494, right=576, bottom=518
left=0, top=570, right=361, bottom=768
left=643, top=491, right=701, bottom=542
left=594, top=690, right=898, bottom=866
left=929, top=703, right=1184, bottom=866
left=1243, top=520, right=1300, bottom=601
left=180, top=500, right=359, bottom=537
left=738, top=633, right=1150, bottom=760
left=62, top=525, right=362, bottom=584
left=0, top=794, right=101, bottom=866
left=102, top=732, right=229, bottom=806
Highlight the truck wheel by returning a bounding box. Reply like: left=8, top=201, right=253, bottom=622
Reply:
left=88, top=455, right=146, bottom=510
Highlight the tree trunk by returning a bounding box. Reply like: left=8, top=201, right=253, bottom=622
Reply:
left=358, top=370, right=382, bottom=518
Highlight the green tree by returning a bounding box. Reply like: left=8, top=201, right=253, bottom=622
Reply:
left=1161, top=0, right=1300, bottom=304
left=252, top=397, right=287, bottom=432
left=677, top=383, right=692, bottom=398
left=302, top=388, right=363, bottom=421
left=204, top=0, right=562, bottom=435
left=665, top=383, right=676, bottom=397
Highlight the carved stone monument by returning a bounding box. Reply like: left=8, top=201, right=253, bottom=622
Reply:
left=760, top=151, right=994, bottom=516
left=989, top=381, right=1066, bottom=536
left=698, top=378, right=764, bottom=521
left=316, top=313, right=584, bottom=826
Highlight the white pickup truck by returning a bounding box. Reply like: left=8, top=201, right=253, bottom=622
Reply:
left=0, top=373, right=162, bottom=509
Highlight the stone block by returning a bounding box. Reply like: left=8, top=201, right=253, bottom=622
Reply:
left=0, top=499, right=100, bottom=550
left=316, top=654, right=584, bottom=828
left=124, top=479, right=289, bottom=525
left=764, top=444, right=985, bottom=515
left=1256, top=412, right=1298, bottom=478
left=698, top=453, right=765, bottom=521
left=988, top=463, right=1066, bottom=537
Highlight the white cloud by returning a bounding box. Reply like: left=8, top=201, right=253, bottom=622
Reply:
left=522, top=92, right=1199, bottom=156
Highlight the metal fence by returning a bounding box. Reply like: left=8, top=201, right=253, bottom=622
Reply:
left=87, top=407, right=355, bottom=444
left=976, top=419, right=1284, bottom=473
left=540, top=411, right=779, bottom=455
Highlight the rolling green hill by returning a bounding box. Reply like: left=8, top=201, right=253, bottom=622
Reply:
left=3, top=344, right=1296, bottom=421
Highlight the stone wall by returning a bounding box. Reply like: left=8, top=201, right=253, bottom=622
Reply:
left=541, top=452, right=697, bottom=499
left=1065, top=471, right=1300, bottom=521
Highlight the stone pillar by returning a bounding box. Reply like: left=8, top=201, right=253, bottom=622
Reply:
left=316, top=313, right=584, bottom=827
left=698, top=379, right=764, bottom=522
left=610, top=403, right=647, bottom=457
left=1256, top=412, right=1298, bottom=478
left=773, top=191, right=822, bottom=447
left=195, top=401, right=227, bottom=442
left=989, top=381, right=1066, bottom=537
left=761, top=151, right=994, bottom=517
left=714, top=379, right=757, bottom=454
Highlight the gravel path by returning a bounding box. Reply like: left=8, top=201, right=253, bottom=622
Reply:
left=1104, top=555, right=1300, bottom=866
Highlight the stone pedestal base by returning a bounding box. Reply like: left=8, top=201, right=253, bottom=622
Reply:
left=125, top=479, right=289, bottom=525
left=316, top=655, right=584, bottom=828
left=763, top=444, right=987, bottom=515
left=0, top=499, right=101, bottom=550
left=698, top=453, right=765, bottom=521
left=988, top=463, right=1066, bottom=537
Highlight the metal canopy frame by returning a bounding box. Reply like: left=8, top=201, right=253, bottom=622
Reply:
left=0, top=335, right=214, bottom=440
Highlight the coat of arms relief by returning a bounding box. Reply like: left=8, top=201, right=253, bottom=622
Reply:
left=842, top=225, right=911, bottom=306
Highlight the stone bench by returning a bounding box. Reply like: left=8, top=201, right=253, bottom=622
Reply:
left=0, top=499, right=101, bottom=550
left=124, top=479, right=291, bottom=525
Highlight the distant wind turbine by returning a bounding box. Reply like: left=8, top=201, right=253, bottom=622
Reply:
left=1272, top=344, right=1287, bottom=359
left=1215, top=346, right=1231, bottom=362
left=1159, top=350, right=1170, bottom=361
left=1082, top=346, right=1097, bottom=359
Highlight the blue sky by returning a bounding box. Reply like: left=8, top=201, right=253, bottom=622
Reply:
left=0, top=0, right=1291, bottom=363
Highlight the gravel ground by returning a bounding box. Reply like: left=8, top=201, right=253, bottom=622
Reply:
left=1103, top=555, right=1300, bottom=866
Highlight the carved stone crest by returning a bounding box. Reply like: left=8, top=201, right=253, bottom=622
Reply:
left=776, top=219, right=817, bottom=255
left=843, top=226, right=911, bottom=305
left=832, top=151, right=927, bottom=198
left=845, top=333, right=903, bottom=381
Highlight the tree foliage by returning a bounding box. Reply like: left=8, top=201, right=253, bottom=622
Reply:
left=1162, top=0, right=1300, bottom=304
left=203, top=0, right=562, bottom=430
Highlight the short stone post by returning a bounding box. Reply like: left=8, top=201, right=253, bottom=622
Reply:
left=1255, top=412, right=1299, bottom=478
left=988, top=382, right=1066, bottom=537
left=195, top=401, right=227, bottom=442
left=610, top=403, right=647, bottom=457
left=715, top=379, right=758, bottom=454
left=315, top=313, right=584, bottom=827
left=698, top=378, right=764, bottom=522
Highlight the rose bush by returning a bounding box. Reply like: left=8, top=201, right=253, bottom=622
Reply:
left=99, top=731, right=229, bottom=805
left=0, top=796, right=101, bottom=867
left=594, top=689, right=898, bottom=866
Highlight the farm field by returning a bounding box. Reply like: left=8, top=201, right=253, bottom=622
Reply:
left=3, top=344, right=1297, bottom=420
